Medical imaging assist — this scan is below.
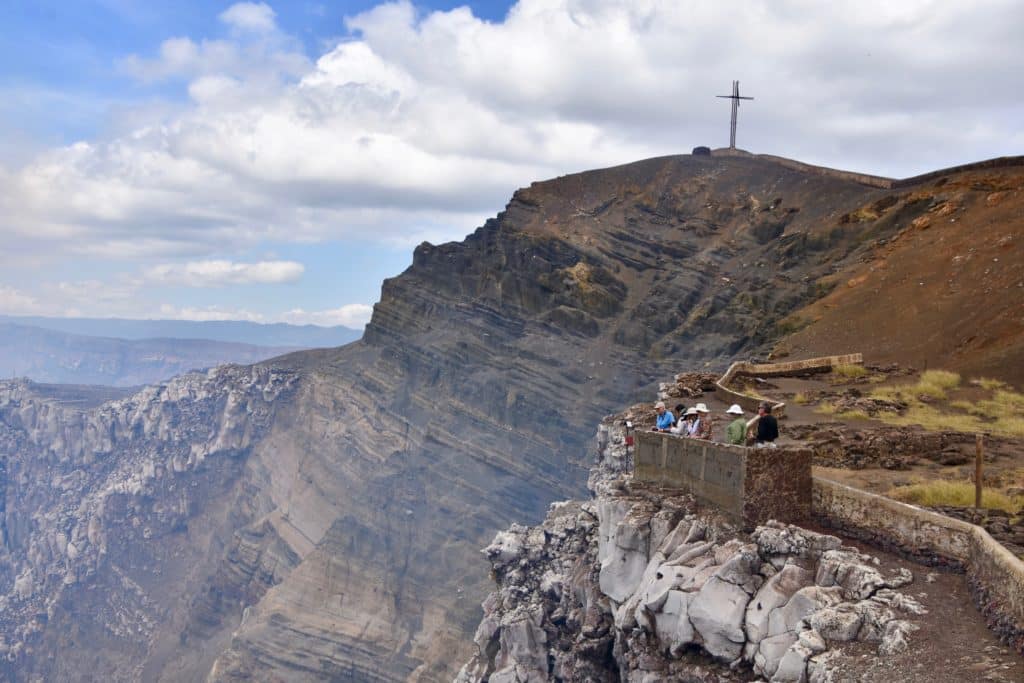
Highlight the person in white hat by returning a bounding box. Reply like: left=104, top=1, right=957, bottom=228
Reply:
left=725, top=404, right=747, bottom=445
left=690, top=403, right=713, bottom=440
left=671, top=406, right=693, bottom=434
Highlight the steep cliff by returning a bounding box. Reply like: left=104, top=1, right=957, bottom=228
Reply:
left=456, top=419, right=924, bottom=682
left=0, top=153, right=1017, bottom=681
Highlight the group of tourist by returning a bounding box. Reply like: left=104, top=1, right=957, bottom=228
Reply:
left=653, top=400, right=778, bottom=447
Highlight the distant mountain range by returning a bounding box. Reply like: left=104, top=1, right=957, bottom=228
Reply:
left=0, top=317, right=362, bottom=387
left=0, top=315, right=361, bottom=347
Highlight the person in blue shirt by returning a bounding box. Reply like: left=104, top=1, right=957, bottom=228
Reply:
left=653, top=401, right=675, bottom=432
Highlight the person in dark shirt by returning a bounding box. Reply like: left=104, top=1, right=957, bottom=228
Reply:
left=754, top=401, right=779, bottom=447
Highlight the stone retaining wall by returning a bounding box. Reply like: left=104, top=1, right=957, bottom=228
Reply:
left=634, top=431, right=811, bottom=529
left=714, top=353, right=864, bottom=418
left=813, top=477, right=1024, bottom=651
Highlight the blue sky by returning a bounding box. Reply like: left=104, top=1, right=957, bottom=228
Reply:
left=1, top=1, right=1021, bottom=327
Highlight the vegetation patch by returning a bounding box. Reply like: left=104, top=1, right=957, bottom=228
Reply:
left=869, top=372, right=1024, bottom=437
left=840, top=206, right=881, bottom=223
left=815, top=402, right=837, bottom=416
left=916, top=370, right=961, bottom=399
left=889, top=480, right=1024, bottom=513
left=813, top=402, right=870, bottom=420
left=830, top=364, right=868, bottom=380
left=975, top=377, right=1008, bottom=391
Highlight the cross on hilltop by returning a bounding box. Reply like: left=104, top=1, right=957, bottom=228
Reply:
left=716, top=80, right=754, bottom=149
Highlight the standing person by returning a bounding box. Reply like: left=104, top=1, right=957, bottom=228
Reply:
left=670, top=405, right=688, bottom=434
left=754, top=401, right=779, bottom=447
left=725, top=404, right=746, bottom=445
left=653, top=401, right=675, bottom=432
left=693, top=403, right=713, bottom=440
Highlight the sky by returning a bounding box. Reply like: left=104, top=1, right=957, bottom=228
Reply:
left=0, top=1, right=1021, bottom=329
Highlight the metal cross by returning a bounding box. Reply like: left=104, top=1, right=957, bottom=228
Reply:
left=716, top=80, right=754, bottom=149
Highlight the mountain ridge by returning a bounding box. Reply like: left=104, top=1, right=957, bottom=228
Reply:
left=0, top=315, right=362, bottom=347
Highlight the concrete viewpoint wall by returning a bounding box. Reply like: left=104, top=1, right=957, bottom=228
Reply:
left=634, top=431, right=811, bottom=529
left=813, top=477, right=1024, bottom=650
left=714, top=353, right=864, bottom=418
left=643, top=350, right=1023, bottom=647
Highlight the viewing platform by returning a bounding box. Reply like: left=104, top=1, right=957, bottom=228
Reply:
left=633, top=431, right=811, bottom=530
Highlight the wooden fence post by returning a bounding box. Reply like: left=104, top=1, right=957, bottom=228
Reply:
left=975, top=433, right=984, bottom=508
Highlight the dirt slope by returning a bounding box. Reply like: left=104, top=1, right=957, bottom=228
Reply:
left=778, top=167, right=1024, bottom=386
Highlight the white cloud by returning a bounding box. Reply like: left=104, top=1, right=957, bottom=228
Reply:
left=0, top=285, right=48, bottom=316
left=145, top=260, right=305, bottom=286
left=282, top=304, right=374, bottom=328
left=156, top=303, right=372, bottom=328
left=2, top=0, right=1023, bottom=318
left=220, top=2, right=278, bottom=34
left=157, top=304, right=267, bottom=322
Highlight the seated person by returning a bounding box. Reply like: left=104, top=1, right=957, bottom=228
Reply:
left=652, top=401, right=675, bottom=432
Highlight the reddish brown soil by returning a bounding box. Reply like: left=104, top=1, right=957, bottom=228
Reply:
left=777, top=168, right=1024, bottom=387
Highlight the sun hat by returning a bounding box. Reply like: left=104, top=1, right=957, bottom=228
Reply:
left=726, top=404, right=744, bottom=415
left=695, top=403, right=710, bottom=413
left=685, top=407, right=698, bottom=416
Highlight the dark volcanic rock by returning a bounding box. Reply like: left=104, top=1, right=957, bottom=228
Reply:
left=0, top=154, right=920, bottom=681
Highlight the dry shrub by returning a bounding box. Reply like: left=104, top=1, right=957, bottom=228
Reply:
left=916, top=370, right=961, bottom=399
left=889, top=480, right=1024, bottom=512
left=831, top=364, right=868, bottom=380
left=815, top=402, right=837, bottom=416
left=976, top=377, right=1008, bottom=391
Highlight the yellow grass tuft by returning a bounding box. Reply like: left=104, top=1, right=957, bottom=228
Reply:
left=815, top=402, right=837, bottom=416
left=860, top=372, right=1024, bottom=438
left=889, top=480, right=1024, bottom=513
left=793, top=392, right=811, bottom=405
left=976, top=377, right=1008, bottom=391
left=916, top=370, right=961, bottom=399
left=831, top=364, right=868, bottom=380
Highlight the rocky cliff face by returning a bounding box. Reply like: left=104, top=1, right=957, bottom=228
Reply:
left=0, top=153, right=987, bottom=681
left=456, top=421, right=925, bottom=682
left=0, top=366, right=297, bottom=680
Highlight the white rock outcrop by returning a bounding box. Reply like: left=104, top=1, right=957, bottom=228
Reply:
left=458, top=421, right=926, bottom=682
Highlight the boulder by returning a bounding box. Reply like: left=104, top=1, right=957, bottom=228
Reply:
left=653, top=589, right=696, bottom=655
left=689, top=576, right=751, bottom=662
left=746, top=564, right=813, bottom=645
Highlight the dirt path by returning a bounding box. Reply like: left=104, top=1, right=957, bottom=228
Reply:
left=820, top=534, right=1023, bottom=682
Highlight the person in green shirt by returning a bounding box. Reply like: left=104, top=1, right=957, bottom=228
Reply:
left=725, top=404, right=747, bottom=445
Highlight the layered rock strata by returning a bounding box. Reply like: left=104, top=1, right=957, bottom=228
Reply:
left=458, top=422, right=924, bottom=682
